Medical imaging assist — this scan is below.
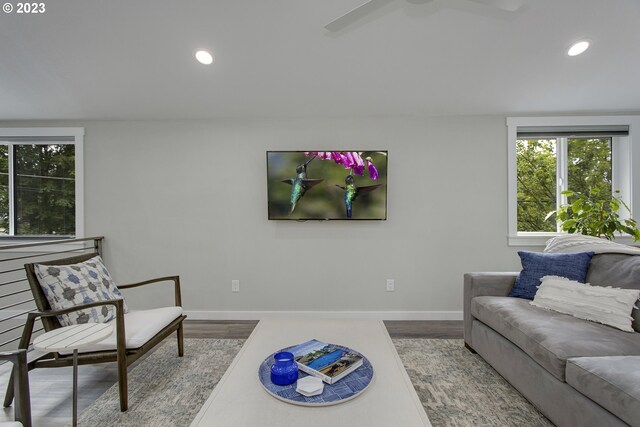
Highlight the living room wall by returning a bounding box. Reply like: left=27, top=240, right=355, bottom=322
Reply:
left=2, top=116, right=526, bottom=319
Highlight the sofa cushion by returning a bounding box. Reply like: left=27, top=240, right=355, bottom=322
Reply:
left=587, top=253, right=640, bottom=332
left=566, top=356, right=640, bottom=427
left=59, top=306, right=183, bottom=354
left=531, top=276, right=640, bottom=332
left=508, top=251, right=594, bottom=300
left=471, top=296, right=640, bottom=381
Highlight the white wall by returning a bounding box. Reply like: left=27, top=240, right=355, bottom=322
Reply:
left=71, top=116, right=523, bottom=319
left=3, top=116, right=527, bottom=319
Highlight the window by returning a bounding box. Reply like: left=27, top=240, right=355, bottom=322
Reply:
left=507, top=117, right=638, bottom=246
left=0, top=128, right=84, bottom=239
left=516, top=137, right=613, bottom=232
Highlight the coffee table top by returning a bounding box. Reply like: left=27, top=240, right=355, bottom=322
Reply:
left=191, top=318, right=431, bottom=427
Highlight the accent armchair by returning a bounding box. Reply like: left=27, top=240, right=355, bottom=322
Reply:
left=4, top=252, right=186, bottom=412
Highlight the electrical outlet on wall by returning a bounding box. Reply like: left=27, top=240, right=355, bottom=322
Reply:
left=232, top=280, right=240, bottom=292
left=386, top=279, right=394, bottom=292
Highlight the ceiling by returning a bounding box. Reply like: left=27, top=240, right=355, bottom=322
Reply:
left=0, top=0, right=639, bottom=120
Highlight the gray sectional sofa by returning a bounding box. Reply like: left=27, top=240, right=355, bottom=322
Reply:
left=464, top=253, right=640, bottom=427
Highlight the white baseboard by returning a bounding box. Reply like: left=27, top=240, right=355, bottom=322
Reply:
left=183, top=310, right=462, bottom=321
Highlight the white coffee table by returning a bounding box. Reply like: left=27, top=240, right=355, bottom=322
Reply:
left=33, top=322, right=113, bottom=427
left=191, top=318, right=431, bottom=426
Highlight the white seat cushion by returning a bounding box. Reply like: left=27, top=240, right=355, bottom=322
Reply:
left=59, top=306, right=183, bottom=354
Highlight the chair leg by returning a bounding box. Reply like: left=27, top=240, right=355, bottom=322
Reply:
left=117, top=358, right=128, bottom=412
left=177, top=323, right=184, bottom=357
left=3, top=370, right=14, bottom=408
left=13, top=350, right=31, bottom=427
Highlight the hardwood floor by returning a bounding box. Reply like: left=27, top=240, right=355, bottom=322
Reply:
left=0, top=320, right=462, bottom=426
left=183, top=320, right=462, bottom=339
left=383, top=320, right=462, bottom=339
left=183, top=320, right=259, bottom=339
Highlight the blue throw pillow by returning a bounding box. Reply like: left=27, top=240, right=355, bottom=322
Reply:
left=508, top=251, right=595, bottom=300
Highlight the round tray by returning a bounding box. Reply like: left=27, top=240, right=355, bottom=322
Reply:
left=258, top=343, right=374, bottom=406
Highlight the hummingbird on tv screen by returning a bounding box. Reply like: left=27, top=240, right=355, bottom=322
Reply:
left=336, top=174, right=381, bottom=218
left=281, top=156, right=323, bottom=215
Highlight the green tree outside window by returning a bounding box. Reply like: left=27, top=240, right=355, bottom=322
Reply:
left=0, top=144, right=75, bottom=236
left=516, top=138, right=612, bottom=232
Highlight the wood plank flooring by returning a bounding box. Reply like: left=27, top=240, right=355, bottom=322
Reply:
left=183, top=320, right=462, bottom=339
left=0, top=320, right=462, bottom=426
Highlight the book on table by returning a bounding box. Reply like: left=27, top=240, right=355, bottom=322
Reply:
left=288, top=339, right=364, bottom=384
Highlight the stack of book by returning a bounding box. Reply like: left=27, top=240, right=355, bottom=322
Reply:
left=288, top=339, right=364, bottom=384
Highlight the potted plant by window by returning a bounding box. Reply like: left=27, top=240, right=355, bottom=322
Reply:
left=546, top=189, right=640, bottom=241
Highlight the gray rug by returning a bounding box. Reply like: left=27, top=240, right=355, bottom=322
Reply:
left=77, top=338, right=552, bottom=427
left=395, top=339, right=552, bottom=427
left=76, top=339, right=244, bottom=427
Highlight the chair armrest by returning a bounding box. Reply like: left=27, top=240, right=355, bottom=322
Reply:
left=118, top=276, right=182, bottom=307
left=28, top=299, right=125, bottom=319
left=0, top=349, right=27, bottom=364
left=19, top=299, right=126, bottom=362
left=463, top=272, right=518, bottom=348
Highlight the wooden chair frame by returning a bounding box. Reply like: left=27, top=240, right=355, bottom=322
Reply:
left=4, top=252, right=186, bottom=412
left=0, top=349, right=31, bottom=427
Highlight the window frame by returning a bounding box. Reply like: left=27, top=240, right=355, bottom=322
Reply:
left=0, top=127, right=84, bottom=241
left=507, top=116, right=639, bottom=246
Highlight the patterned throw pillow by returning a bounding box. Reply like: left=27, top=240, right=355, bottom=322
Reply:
left=508, top=251, right=595, bottom=300
left=34, top=256, right=129, bottom=326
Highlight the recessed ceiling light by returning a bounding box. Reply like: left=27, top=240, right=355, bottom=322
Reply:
left=567, top=40, right=590, bottom=57
left=194, top=49, right=214, bottom=65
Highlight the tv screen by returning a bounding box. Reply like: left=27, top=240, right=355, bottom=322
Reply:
left=267, top=151, right=387, bottom=220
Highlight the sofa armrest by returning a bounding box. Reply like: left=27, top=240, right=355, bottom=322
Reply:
left=463, top=272, right=518, bottom=349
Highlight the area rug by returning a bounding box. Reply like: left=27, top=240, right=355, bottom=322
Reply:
left=394, top=339, right=552, bottom=427
left=76, top=339, right=244, bottom=427
left=77, top=338, right=552, bottom=427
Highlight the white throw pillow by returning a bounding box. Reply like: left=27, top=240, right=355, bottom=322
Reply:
left=531, top=275, right=640, bottom=332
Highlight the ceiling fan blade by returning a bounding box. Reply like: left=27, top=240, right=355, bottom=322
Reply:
left=466, top=0, right=525, bottom=12
left=325, top=0, right=395, bottom=32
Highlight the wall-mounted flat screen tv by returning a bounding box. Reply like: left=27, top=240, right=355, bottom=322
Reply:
left=267, top=151, right=387, bottom=220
